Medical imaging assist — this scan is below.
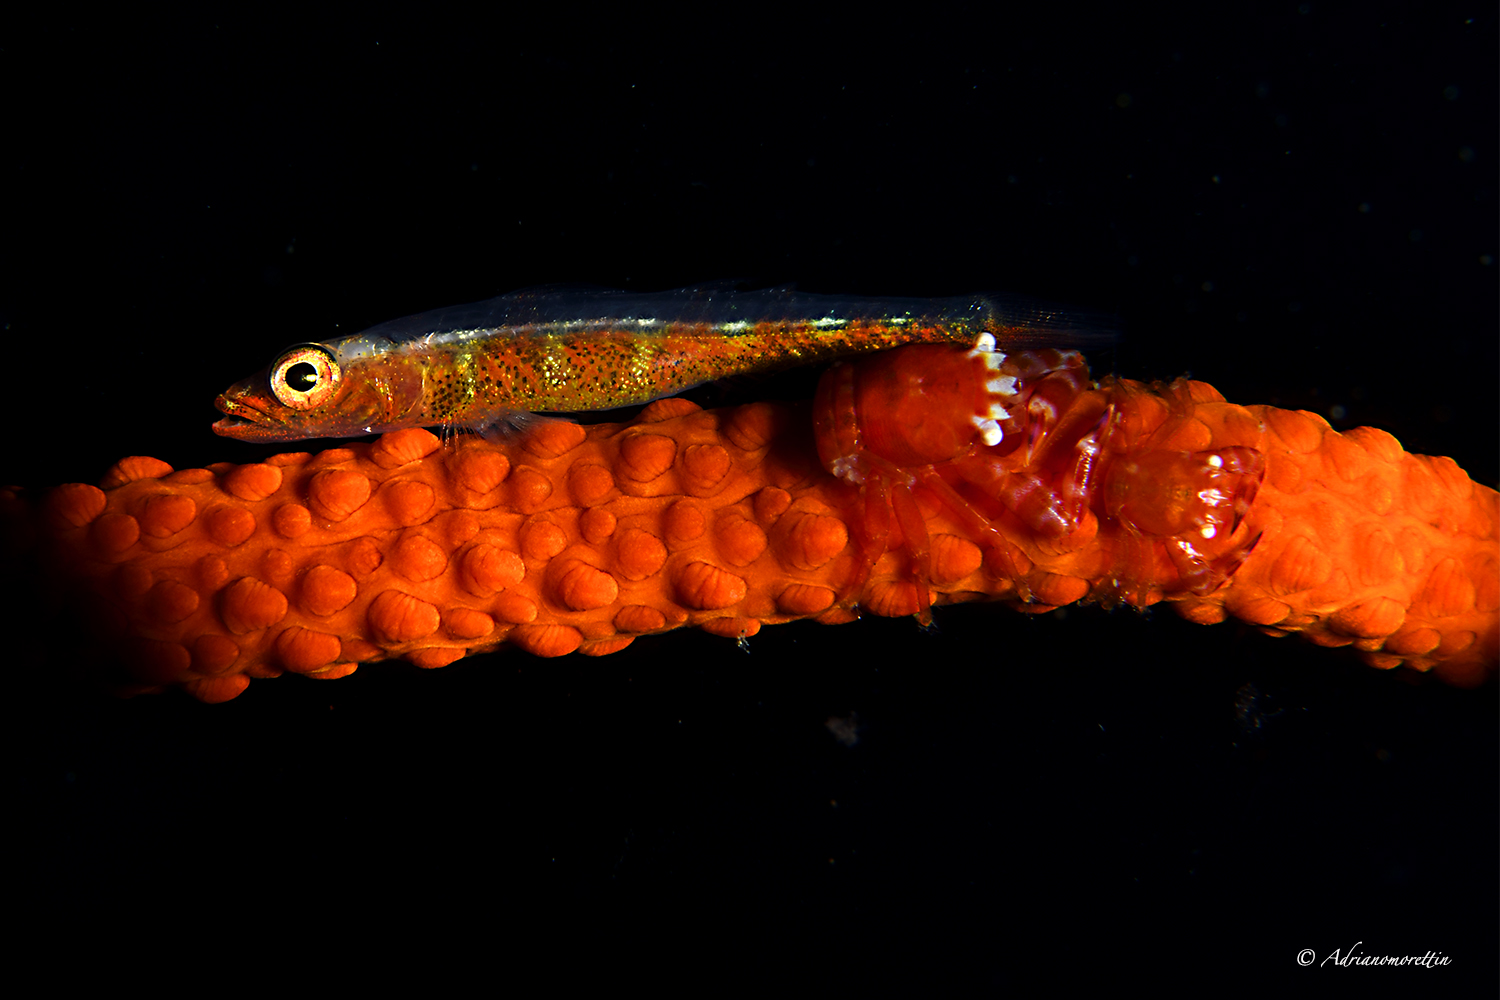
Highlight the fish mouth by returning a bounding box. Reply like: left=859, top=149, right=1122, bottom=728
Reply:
left=212, top=393, right=270, bottom=437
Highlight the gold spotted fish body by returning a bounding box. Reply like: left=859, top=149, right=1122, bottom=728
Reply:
left=213, top=284, right=1112, bottom=442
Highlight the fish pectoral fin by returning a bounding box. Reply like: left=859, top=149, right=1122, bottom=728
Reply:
left=470, top=411, right=572, bottom=444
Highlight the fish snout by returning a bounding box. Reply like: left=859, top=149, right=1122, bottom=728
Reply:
left=212, top=383, right=274, bottom=439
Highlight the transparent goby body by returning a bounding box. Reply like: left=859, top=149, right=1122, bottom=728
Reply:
left=213, top=284, right=1113, bottom=443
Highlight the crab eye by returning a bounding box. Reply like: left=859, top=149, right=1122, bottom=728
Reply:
left=270, top=345, right=342, bottom=410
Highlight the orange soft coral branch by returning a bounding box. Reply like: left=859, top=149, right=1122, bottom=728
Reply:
left=5, top=349, right=1495, bottom=702
left=1144, top=381, right=1497, bottom=686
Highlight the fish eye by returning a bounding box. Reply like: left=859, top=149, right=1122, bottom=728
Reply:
left=270, top=345, right=342, bottom=410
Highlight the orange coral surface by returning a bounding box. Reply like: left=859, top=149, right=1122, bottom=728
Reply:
left=4, top=352, right=1495, bottom=701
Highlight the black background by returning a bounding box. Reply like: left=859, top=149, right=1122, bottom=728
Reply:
left=5, top=7, right=1495, bottom=989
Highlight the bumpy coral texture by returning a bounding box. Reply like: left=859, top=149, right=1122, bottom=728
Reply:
left=12, top=353, right=1497, bottom=701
